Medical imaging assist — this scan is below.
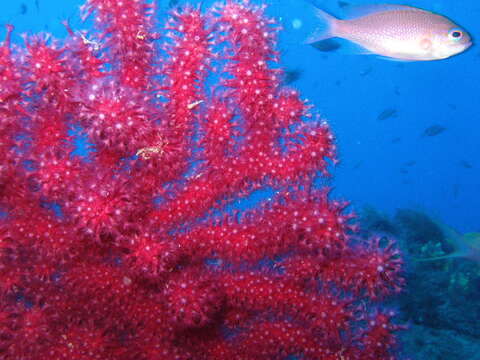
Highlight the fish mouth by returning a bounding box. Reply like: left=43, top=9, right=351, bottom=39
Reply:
left=463, top=39, right=473, bottom=49
left=453, top=40, right=472, bottom=54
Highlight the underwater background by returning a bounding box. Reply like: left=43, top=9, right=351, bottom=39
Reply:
left=1, top=0, right=478, bottom=358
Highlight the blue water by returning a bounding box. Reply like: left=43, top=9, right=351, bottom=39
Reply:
left=1, top=0, right=479, bottom=358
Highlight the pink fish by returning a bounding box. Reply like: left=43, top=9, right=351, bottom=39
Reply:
left=307, top=4, right=472, bottom=61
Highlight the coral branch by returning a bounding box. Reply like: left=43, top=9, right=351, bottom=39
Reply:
left=0, top=1, right=404, bottom=359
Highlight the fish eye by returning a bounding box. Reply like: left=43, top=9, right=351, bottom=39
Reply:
left=448, top=29, right=463, bottom=41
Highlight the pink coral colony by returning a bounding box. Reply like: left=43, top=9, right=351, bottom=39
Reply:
left=0, top=0, right=404, bottom=359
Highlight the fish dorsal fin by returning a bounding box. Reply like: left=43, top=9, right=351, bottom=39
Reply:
left=340, top=4, right=424, bottom=19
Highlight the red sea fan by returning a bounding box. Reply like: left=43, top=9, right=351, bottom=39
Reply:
left=0, top=1, right=404, bottom=359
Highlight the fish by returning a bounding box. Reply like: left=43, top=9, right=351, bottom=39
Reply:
left=283, top=69, right=302, bottom=85
left=377, top=108, right=398, bottom=121
left=311, top=39, right=342, bottom=52
left=306, top=4, right=472, bottom=61
left=459, top=160, right=472, bottom=169
left=453, top=184, right=460, bottom=198
left=352, top=161, right=362, bottom=169
left=169, top=0, right=179, bottom=8
left=416, top=221, right=480, bottom=263
left=19, top=3, right=27, bottom=15
left=421, top=125, right=446, bottom=137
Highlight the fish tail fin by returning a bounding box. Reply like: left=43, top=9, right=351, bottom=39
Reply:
left=304, top=8, right=338, bottom=44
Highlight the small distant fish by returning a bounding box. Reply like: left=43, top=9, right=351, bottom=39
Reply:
left=421, top=125, right=446, bottom=137
left=400, top=168, right=408, bottom=174
left=283, top=69, right=302, bottom=85
left=459, top=160, right=472, bottom=169
left=377, top=108, right=398, bottom=121
left=169, top=0, right=179, bottom=8
left=19, top=3, right=27, bottom=15
left=453, top=183, right=460, bottom=198
left=391, top=137, right=401, bottom=144
left=306, top=4, right=472, bottom=61
left=404, top=160, right=416, bottom=167
left=311, top=39, right=341, bottom=52
left=352, top=161, right=362, bottom=170
left=35, top=0, right=39, bottom=11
